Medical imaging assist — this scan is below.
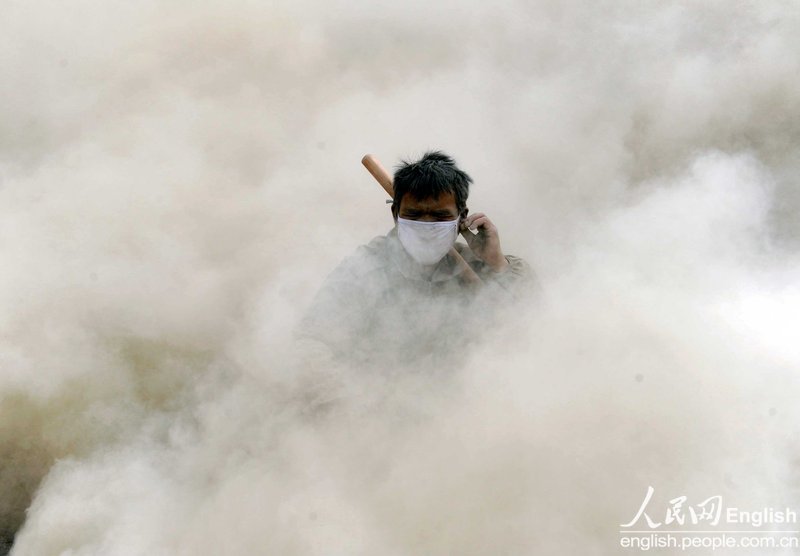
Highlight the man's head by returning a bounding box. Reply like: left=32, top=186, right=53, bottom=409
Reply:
left=391, top=151, right=472, bottom=222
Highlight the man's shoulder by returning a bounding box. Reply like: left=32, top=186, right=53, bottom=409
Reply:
left=452, top=242, right=537, bottom=293
left=329, top=234, right=393, bottom=280
left=452, top=241, right=529, bottom=270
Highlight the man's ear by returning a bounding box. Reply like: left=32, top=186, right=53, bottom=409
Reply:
left=391, top=202, right=398, bottom=221
left=460, top=207, right=469, bottom=219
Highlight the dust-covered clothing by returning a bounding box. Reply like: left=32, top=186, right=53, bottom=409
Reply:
left=297, top=228, right=534, bottom=369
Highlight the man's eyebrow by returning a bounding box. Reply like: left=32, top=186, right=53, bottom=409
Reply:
left=400, top=208, right=454, bottom=216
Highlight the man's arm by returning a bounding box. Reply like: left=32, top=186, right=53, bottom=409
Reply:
left=458, top=213, right=538, bottom=297
left=295, top=239, right=387, bottom=360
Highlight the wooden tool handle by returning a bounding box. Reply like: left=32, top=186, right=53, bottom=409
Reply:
left=361, top=153, right=483, bottom=286
left=361, top=154, right=395, bottom=198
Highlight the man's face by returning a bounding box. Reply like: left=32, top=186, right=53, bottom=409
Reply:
left=394, top=191, right=462, bottom=222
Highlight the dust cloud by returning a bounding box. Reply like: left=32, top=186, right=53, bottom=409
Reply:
left=1, top=1, right=799, bottom=554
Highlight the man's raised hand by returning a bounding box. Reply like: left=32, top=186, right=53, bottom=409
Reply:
left=460, top=212, right=509, bottom=272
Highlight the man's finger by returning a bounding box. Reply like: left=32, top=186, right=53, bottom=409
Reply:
left=460, top=228, right=479, bottom=250
left=466, top=215, right=492, bottom=233
left=463, top=212, right=486, bottom=229
left=460, top=221, right=479, bottom=236
left=460, top=228, right=477, bottom=242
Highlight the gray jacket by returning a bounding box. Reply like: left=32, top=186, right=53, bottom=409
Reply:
left=297, top=229, right=535, bottom=368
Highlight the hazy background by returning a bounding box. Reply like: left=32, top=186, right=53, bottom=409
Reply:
left=1, top=1, right=799, bottom=554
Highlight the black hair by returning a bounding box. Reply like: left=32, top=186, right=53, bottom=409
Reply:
left=392, top=151, right=472, bottom=216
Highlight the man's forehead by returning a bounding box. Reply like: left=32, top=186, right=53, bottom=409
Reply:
left=400, top=191, right=457, bottom=208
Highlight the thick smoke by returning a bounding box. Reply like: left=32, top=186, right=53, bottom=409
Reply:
left=2, top=1, right=799, bottom=554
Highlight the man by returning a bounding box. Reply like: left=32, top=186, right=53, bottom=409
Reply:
left=297, top=151, right=534, bottom=369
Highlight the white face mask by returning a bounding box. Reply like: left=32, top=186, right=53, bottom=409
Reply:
left=396, top=217, right=460, bottom=266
